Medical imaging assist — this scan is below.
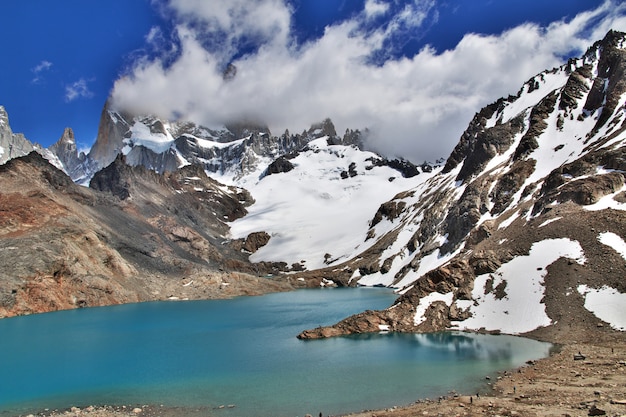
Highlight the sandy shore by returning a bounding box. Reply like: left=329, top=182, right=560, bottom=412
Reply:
left=20, top=341, right=626, bottom=417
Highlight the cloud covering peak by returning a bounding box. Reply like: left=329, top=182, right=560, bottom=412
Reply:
left=111, top=0, right=626, bottom=162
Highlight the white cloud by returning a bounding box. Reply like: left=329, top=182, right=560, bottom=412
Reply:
left=65, top=78, right=94, bottom=102
left=364, top=0, right=389, bottom=18
left=146, top=26, right=164, bottom=45
left=31, top=60, right=53, bottom=83
left=166, top=0, right=292, bottom=61
left=111, top=0, right=626, bottom=162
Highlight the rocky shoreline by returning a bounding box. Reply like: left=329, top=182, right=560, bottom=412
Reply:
left=13, top=338, right=625, bottom=417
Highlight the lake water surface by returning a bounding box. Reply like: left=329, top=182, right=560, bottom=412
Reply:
left=0, top=288, right=553, bottom=417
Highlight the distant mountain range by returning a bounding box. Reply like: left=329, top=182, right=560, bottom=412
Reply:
left=1, top=30, right=625, bottom=344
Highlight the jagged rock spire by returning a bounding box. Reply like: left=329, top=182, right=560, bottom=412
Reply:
left=0, top=105, right=34, bottom=164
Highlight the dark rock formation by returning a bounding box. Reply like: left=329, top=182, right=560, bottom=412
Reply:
left=265, top=156, right=295, bottom=176
left=88, top=101, right=131, bottom=170
left=89, top=154, right=134, bottom=200
left=365, top=156, right=421, bottom=178
left=371, top=200, right=407, bottom=227
left=513, top=91, right=558, bottom=160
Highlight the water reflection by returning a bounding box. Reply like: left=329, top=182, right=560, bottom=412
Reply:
left=345, top=331, right=549, bottom=363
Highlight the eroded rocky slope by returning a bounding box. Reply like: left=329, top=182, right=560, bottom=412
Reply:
left=0, top=152, right=294, bottom=318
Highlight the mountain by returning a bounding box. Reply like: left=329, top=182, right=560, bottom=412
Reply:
left=297, top=30, right=626, bottom=343
left=0, top=151, right=297, bottom=318
left=0, top=31, right=624, bottom=344
left=47, top=98, right=425, bottom=186
left=70, top=102, right=378, bottom=185
left=229, top=136, right=437, bottom=271
left=0, top=95, right=430, bottom=318
left=0, top=105, right=34, bottom=165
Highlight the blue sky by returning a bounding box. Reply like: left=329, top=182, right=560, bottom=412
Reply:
left=2, top=0, right=626, bottom=161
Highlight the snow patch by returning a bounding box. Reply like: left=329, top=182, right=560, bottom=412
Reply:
left=577, top=285, right=626, bottom=331
left=539, top=217, right=562, bottom=228
left=598, top=232, right=626, bottom=260
left=413, top=292, right=454, bottom=326
left=194, top=135, right=246, bottom=149
left=584, top=184, right=626, bottom=211
left=498, top=211, right=519, bottom=230
left=124, top=121, right=175, bottom=154
left=452, top=239, right=585, bottom=334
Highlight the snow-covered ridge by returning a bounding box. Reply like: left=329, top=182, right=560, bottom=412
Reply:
left=122, top=120, right=176, bottom=155
left=297, top=31, right=626, bottom=339
left=229, top=137, right=438, bottom=270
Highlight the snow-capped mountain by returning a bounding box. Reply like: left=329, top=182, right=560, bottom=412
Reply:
left=0, top=31, right=624, bottom=343
left=228, top=137, right=437, bottom=271
left=74, top=103, right=379, bottom=186
left=298, top=30, right=626, bottom=341
left=58, top=105, right=440, bottom=274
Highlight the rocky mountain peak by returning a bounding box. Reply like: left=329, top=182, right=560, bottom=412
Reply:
left=61, top=127, right=75, bottom=143
left=0, top=105, right=8, bottom=126
left=0, top=105, right=35, bottom=165
left=88, top=101, right=131, bottom=170
left=48, top=126, right=90, bottom=183
left=308, top=118, right=337, bottom=139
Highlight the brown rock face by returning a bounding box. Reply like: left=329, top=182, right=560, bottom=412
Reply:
left=242, top=231, right=271, bottom=253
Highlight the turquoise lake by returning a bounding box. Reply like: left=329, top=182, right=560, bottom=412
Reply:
left=0, top=288, right=553, bottom=417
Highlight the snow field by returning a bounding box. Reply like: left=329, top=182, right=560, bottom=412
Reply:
left=228, top=138, right=437, bottom=270
left=598, top=231, right=626, bottom=260
left=122, top=120, right=176, bottom=154
left=577, top=285, right=626, bottom=331
left=450, top=238, right=586, bottom=334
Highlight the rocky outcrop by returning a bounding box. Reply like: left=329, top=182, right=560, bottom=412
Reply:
left=242, top=231, right=271, bottom=253
left=88, top=101, right=131, bottom=169
left=0, top=106, right=34, bottom=165
left=583, top=30, right=626, bottom=136
left=90, top=154, right=134, bottom=200
left=455, top=114, right=526, bottom=183
left=371, top=200, right=407, bottom=227
left=365, top=156, right=422, bottom=178
left=513, top=91, right=558, bottom=159
left=442, top=99, right=505, bottom=175
left=264, top=156, right=295, bottom=176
